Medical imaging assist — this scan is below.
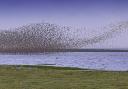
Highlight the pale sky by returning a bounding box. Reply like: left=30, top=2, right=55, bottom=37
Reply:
left=0, top=0, right=128, bottom=29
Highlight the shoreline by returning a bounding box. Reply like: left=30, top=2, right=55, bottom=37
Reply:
left=0, top=65, right=127, bottom=72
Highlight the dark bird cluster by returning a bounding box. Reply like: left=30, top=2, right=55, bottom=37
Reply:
left=0, top=23, right=80, bottom=52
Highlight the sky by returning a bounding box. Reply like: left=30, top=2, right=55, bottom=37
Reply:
left=0, top=0, right=128, bottom=29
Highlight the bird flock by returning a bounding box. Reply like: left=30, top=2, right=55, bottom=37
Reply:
left=0, top=21, right=128, bottom=52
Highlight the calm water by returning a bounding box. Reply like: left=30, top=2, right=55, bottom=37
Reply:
left=0, top=52, right=128, bottom=71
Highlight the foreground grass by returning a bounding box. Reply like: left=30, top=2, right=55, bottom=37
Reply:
left=0, top=65, right=128, bottom=89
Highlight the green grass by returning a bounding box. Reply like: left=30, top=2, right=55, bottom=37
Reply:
left=0, top=65, right=128, bottom=89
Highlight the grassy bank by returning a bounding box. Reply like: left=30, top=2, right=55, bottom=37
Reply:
left=0, top=65, right=128, bottom=89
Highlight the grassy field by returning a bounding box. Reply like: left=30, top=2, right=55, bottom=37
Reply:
left=0, top=65, right=128, bottom=89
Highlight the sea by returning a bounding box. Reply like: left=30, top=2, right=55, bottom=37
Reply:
left=0, top=52, right=128, bottom=71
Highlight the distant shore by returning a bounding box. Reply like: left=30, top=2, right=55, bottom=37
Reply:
left=0, top=49, right=128, bottom=53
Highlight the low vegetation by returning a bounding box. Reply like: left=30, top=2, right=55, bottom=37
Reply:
left=0, top=65, right=128, bottom=89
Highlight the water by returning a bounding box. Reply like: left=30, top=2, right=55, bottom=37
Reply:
left=0, top=52, right=128, bottom=71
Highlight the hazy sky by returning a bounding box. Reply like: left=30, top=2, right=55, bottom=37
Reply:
left=0, top=0, right=128, bottom=29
